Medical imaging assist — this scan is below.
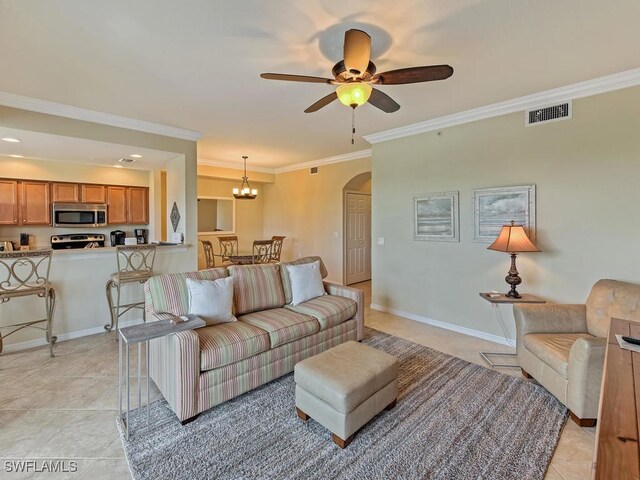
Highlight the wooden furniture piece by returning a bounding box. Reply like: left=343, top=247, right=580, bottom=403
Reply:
left=200, top=239, right=216, bottom=268
left=20, top=181, right=50, bottom=225
left=218, top=236, right=238, bottom=265
left=270, top=236, right=286, bottom=262
left=107, top=186, right=128, bottom=224
left=479, top=292, right=545, bottom=368
left=118, top=315, right=205, bottom=439
left=252, top=240, right=273, bottom=264
left=81, top=184, right=106, bottom=203
left=592, top=317, right=640, bottom=480
left=105, top=245, right=157, bottom=332
left=52, top=182, right=80, bottom=203
left=0, top=179, right=18, bottom=225
left=0, top=250, right=56, bottom=357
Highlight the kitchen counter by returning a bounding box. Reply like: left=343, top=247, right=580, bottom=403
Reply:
left=25, top=244, right=191, bottom=260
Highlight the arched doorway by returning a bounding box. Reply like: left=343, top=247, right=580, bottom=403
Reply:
left=343, top=172, right=372, bottom=285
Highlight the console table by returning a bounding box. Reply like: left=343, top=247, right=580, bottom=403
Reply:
left=592, top=317, right=640, bottom=479
left=118, top=316, right=205, bottom=440
left=478, top=292, right=545, bottom=368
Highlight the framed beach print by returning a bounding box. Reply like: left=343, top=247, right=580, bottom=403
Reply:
left=414, top=191, right=459, bottom=242
left=473, top=185, right=536, bottom=242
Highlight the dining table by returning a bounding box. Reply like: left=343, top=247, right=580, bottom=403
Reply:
left=227, top=254, right=255, bottom=265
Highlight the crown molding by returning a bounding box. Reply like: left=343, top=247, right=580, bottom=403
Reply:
left=198, top=158, right=276, bottom=174
left=0, top=91, right=203, bottom=141
left=364, top=67, right=640, bottom=144
left=273, top=149, right=371, bottom=174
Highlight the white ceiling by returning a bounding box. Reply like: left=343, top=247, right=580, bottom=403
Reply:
left=0, top=128, right=181, bottom=169
left=0, top=0, right=639, bottom=168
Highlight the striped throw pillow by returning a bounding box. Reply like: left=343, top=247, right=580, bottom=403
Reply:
left=228, top=264, right=286, bottom=315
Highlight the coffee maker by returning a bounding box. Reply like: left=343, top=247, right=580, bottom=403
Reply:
left=134, top=228, right=148, bottom=244
left=110, top=230, right=126, bottom=246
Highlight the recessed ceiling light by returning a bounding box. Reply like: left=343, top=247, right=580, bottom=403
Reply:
left=113, top=165, right=124, bottom=169
left=9, top=154, right=24, bottom=158
left=1, top=137, right=21, bottom=143
left=130, top=154, right=143, bottom=158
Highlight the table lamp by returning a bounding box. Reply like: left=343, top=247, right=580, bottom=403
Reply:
left=487, top=221, right=540, bottom=298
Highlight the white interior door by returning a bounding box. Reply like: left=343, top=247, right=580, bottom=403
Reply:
left=345, top=192, right=371, bottom=285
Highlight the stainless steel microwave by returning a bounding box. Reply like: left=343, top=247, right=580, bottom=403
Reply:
left=52, top=203, right=108, bottom=227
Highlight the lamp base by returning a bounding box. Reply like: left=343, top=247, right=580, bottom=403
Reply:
left=504, top=253, right=522, bottom=299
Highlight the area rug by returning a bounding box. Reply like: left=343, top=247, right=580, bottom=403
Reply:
left=118, top=327, right=567, bottom=480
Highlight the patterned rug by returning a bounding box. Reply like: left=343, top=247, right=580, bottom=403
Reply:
left=118, top=328, right=567, bottom=480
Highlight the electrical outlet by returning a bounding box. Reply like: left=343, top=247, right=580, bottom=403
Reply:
left=377, top=237, right=385, bottom=246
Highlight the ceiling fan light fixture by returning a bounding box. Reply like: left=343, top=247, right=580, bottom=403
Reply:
left=336, top=83, right=372, bottom=108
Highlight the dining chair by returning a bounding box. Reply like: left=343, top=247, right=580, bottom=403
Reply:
left=218, top=236, right=238, bottom=265
left=200, top=239, right=216, bottom=268
left=0, top=250, right=57, bottom=357
left=252, top=240, right=273, bottom=264
left=270, top=236, right=286, bottom=263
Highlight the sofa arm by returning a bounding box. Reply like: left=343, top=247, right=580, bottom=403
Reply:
left=514, top=304, right=587, bottom=337
left=323, top=281, right=365, bottom=341
left=148, top=314, right=201, bottom=422
left=567, top=336, right=607, bottom=419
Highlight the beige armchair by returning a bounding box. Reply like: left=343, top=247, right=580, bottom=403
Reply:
left=514, top=279, right=640, bottom=427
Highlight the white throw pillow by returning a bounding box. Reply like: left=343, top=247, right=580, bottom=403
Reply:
left=186, top=276, right=236, bottom=326
left=285, top=261, right=326, bottom=306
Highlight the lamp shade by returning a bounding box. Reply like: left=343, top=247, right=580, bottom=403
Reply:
left=487, top=221, right=540, bottom=253
left=336, top=83, right=372, bottom=108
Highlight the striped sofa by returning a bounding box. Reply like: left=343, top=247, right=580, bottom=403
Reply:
left=144, top=256, right=364, bottom=423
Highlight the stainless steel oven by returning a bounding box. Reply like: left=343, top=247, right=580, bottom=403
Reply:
left=52, top=203, right=108, bottom=228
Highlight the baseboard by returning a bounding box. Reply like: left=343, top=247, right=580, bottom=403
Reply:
left=369, top=303, right=513, bottom=346
left=1, top=317, right=144, bottom=353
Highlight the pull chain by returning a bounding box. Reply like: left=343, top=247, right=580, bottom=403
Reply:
left=351, top=106, right=356, bottom=145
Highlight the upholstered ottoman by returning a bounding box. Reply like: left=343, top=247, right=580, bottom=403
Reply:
left=294, top=341, right=399, bottom=448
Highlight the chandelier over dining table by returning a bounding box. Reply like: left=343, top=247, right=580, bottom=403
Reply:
left=233, top=156, right=258, bottom=200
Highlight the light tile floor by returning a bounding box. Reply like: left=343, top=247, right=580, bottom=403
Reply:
left=0, top=281, right=594, bottom=479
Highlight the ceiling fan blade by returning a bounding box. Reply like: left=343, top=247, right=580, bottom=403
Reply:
left=343, top=29, right=371, bottom=76
left=375, top=65, right=454, bottom=85
left=260, top=73, right=333, bottom=84
left=304, top=92, right=338, bottom=113
left=368, top=88, right=400, bottom=113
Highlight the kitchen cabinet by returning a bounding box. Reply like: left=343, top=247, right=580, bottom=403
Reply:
left=52, top=183, right=79, bottom=203
left=20, top=181, right=50, bottom=225
left=81, top=184, right=106, bottom=204
left=107, top=186, right=149, bottom=225
left=127, top=187, right=149, bottom=224
left=107, top=186, right=128, bottom=224
left=0, top=180, right=19, bottom=225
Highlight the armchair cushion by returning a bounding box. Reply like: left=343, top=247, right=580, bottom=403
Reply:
left=197, top=322, right=270, bottom=372
left=586, top=279, right=640, bottom=337
left=514, top=304, right=587, bottom=337
left=523, top=333, right=594, bottom=377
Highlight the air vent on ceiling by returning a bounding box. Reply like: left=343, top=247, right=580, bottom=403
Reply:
left=118, top=157, right=136, bottom=164
left=309, top=166, right=318, bottom=175
left=526, top=101, right=572, bottom=126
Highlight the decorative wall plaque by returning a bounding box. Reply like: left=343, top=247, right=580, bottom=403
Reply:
left=170, top=202, right=181, bottom=233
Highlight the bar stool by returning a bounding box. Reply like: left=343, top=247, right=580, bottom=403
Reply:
left=0, top=250, right=56, bottom=357
left=104, top=245, right=157, bottom=332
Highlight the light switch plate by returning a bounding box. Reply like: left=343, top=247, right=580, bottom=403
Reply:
left=377, top=237, right=385, bottom=245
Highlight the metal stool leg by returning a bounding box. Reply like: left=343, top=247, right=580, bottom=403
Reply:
left=105, top=279, right=116, bottom=332
left=114, top=282, right=122, bottom=332
left=45, top=287, right=57, bottom=357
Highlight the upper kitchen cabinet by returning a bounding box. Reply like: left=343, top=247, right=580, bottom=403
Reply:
left=52, top=182, right=79, bottom=203
left=20, top=181, right=51, bottom=225
left=107, top=186, right=149, bottom=225
left=107, top=186, right=128, bottom=224
left=127, top=187, right=149, bottom=224
left=81, top=184, right=106, bottom=204
left=0, top=180, right=19, bottom=225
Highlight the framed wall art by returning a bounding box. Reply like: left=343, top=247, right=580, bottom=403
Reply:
left=414, top=191, right=459, bottom=242
left=473, top=185, right=536, bottom=242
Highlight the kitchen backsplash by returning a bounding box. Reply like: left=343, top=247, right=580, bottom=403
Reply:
left=0, top=224, right=150, bottom=248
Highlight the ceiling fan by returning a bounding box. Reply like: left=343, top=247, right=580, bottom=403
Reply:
left=260, top=29, right=454, bottom=114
